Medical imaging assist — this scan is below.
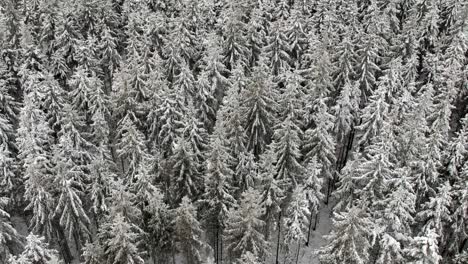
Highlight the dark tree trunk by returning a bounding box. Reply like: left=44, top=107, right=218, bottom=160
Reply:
left=275, top=211, right=282, bottom=264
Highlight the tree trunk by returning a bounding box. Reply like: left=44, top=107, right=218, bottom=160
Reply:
left=220, top=230, right=223, bottom=264
left=306, top=207, right=314, bottom=246
left=313, top=211, right=319, bottom=231
left=215, top=226, right=219, bottom=264
left=275, top=211, right=282, bottom=264
left=295, top=242, right=301, bottom=264
left=325, top=178, right=332, bottom=205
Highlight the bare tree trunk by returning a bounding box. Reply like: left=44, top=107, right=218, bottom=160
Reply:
left=306, top=207, right=314, bottom=246
left=215, top=226, right=219, bottom=264
left=313, top=211, right=319, bottom=231
left=325, top=178, right=332, bottom=205
left=295, top=242, right=301, bottom=264
left=275, top=211, right=282, bottom=264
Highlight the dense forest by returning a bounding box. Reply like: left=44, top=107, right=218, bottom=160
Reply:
left=0, top=0, right=467, bottom=263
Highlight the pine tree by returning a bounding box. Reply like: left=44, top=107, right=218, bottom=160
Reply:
left=171, top=137, right=203, bottom=202
left=202, top=116, right=237, bottom=263
left=116, top=113, right=148, bottom=181
left=174, top=196, right=206, bottom=264
left=242, top=60, right=278, bottom=157
left=235, top=151, right=258, bottom=194
left=271, top=113, right=303, bottom=186
left=18, top=92, right=55, bottom=239
left=303, top=157, right=324, bottom=244
left=450, top=161, right=468, bottom=256
left=200, top=33, right=230, bottom=104
left=52, top=132, right=92, bottom=253
left=303, top=98, right=336, bottom=185
left=417, top=182, right=452, bottom=239
left=153, top=88, right=185, bottom=157
left=355, top=84, right=390, bottom=148
left=0, top=142, right=16, bottom=197
left=258, top=148, right=286, bottom=240
left=283, top=187, right=309, bottom=247
left=405, top=229, right=442, bottom=264
left=376, top=233, right=405, bottom=264
left=225, top=188, right=269, bottom=259
left=264, top=21, right=291, bottom=76
left=318, top=206, right=375, bottom=264
left=9, top=234, right=60, bottom=264
left=97, top=214, right=145, bottom=264
left=222, top=72, right=248, bottom=158
left=220, top=2, right=249, bottom=69
left=0, top=197, right=21, bottom=262
left=235, top=251, right=262, bottom=264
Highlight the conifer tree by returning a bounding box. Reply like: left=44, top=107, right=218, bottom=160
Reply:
left=116, top=113, right=148, bottom=181
left=0, top=197, right=21, bottom=262
left=271, top=113, right=303, bottom=186
left=174, top=197, right=206, bottom=264
left=303, top=98, right=336, bottom=196
left=202, top=115, right=237, bottom=263
left=258, top=148, right=286, bottom=240
left=405, top=229, right=442, bottom=264
left=242, top=59, right=278, bottom=157
left=97, top=214, right=145, bottom=264
left=318, top=207, right=375, bottom=264
left=283, top=187, right=309, bottom=248
left=171, top=137, right=203, bottom=202
left=264, top=21, right=291, bottom=76
left=9, top=234, right=60, bottom=264
left=225, top=188, right=269, bottom=260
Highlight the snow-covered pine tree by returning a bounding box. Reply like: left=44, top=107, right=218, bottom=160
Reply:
left=202, top=115, right=237, bottom=263
left=264, top=21, right=291, bottom=76
left=405, top=229, right=442, bottom=264
left=174, top=196, right=206, bottom=264
left=242, top=59, right=278, bottom=157
left=221, top=69, right=248, bottom=158
left=194, top=72, right=217, bottom=131
left=225, top=188, right=269, bottom=260
left=235, top=251, right=262, bottom=264
left=245, top=6, right=267, bottom=67
left=219, top=1, right=250, bottom=70
left=355, top=29, right=382, bottom=94
left=17, top=89, right=56, bottom=239
left=171, top=137, right=203, bottom=202
left=303, top=98, right=336, bottom=200
left=318, top=206, right=375, bottom=264
left=235, top=151, right=258, bottom=195
left=333, top=81, right=360, bottom=170
left=416, top=182, right=452, bottom=240
left=200, top=33, right=230, bottom=105
left=0, top=141, right=16, bottom=197
left=97, top=213, right=145, bottom=264
left=355, top=82, right=391, bottom=148
left=449, top=160, right=468, bottom=257
left=0, top=197, right=21, bottom=262
left=51, top=131, right=92, bottom=254
left=303, top=157, right=324, bottom=244
left=9, top=234, right=60, bottom=264
left=40, top=72, right=65, bottom=131
left=153, top=87, right=185, bottom=157
left=283, top=187, right=309, bottom=255
left=116, top=113, right=148, bottom=181
left=271, top=111, right=303, bottom=186
left=258, top=148, right=286, bottom=241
